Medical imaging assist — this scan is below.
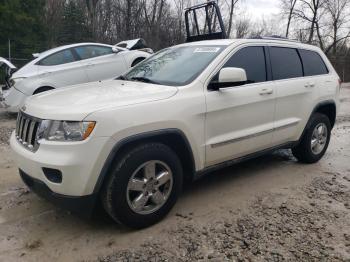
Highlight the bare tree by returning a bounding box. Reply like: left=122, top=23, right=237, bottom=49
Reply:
left=280, top=0, right=298, bottom=37
left=324, top=0, right=350, bottom=56
left=44, top=0, right=65, bottom=47
left=224, top=0, right=239, bottom=38
left=294, top=0, right=325, bottom=43
left=86, top=0, right=100, bottom=39
left=234, top=16, right=251, bottom=38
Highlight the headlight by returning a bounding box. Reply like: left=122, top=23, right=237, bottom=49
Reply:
left=10, top=77, right=26, bottom=87
left=37, top=120, right=96, bottom=142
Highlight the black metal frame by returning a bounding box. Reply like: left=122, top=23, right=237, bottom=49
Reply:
left=185, top=1, right=226, bottom=42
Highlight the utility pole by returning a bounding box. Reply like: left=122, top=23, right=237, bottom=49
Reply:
left=8, top=39, right=11, bottom=62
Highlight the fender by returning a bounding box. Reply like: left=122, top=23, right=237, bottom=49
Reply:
left=93, top=128, right=196, bottom=194
left=298, top=99, right=337, bottom=144
left=309, top=99, right=336, bottom=127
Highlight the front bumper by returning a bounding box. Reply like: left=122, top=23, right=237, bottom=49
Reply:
left=19, top=169, right=97, bottom=217
left=3, top=87, right=28, bottom=112
left=10, top=131, right=115, bottom=196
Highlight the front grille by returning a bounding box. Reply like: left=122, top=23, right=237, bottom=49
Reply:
left=16, top=111, right=41, bottom=151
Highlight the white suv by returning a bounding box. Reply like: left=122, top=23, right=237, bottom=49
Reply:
left=10, top=39, right=340, bottom=228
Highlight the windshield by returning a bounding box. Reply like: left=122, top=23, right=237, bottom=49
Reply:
left=123, top=45, right=225, bottom=86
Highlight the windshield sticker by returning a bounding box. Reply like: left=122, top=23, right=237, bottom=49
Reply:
left=194, top=47, right=221, bottom=53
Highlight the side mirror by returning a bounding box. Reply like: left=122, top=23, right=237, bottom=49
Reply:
left=209, top=67, right=247, bottom=91
left=112, top=46, right=123, bottom=53
left=219, top=67, right=247, bottom=84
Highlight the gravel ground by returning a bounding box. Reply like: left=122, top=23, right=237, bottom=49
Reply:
left=98, top=173, right=350, bottom=262
left=0, top=85, right=349, bottom=262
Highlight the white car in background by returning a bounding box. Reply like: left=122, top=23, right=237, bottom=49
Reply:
left=3, top=39, right=152, bottom=112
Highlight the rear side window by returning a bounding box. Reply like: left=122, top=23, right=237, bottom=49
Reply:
left=223, top=46, right=267, bottom=83
left=39, top=49, right=75, bottom=66
left=270, top=47, right=303, bottom=80
left=299, top=49, right=328, bottom=76
left=74, top=45, right=113, bottom=60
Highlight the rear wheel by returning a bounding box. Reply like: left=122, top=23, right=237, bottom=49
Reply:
left=101, top=143, right=183, bottom=228
left=292, top=113, right=331, bottom=163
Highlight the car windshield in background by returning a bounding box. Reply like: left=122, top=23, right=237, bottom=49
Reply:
left=123, top=45, right=225, bottom=86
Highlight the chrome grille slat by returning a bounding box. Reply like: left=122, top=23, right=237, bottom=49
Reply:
left=22, top=119, right=29, bottom=143
left=15, top=113, right=21, bottom=136
left=18, top=116, right=24, bottom=139
left=15, top=111, right=41, bottom=152
left=27, top=121, right=35, bottom=144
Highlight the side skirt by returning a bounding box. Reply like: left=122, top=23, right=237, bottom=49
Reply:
left=194, top=141, right=298, bottom=180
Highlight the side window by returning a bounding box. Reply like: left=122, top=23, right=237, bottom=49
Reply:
left=223, top=46, right=267, bottom=83
left=270, top=47, right=303, bottom=80
left=39, top=49, right=75, bottom=66
left=74, top=45, right=113, bottom=60
left=299, top=49, right=328, bottom=76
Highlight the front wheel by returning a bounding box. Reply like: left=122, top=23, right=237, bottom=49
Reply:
left=292, top=113, right=331, bottom=163
left=101, top=143, right=183, bottom=229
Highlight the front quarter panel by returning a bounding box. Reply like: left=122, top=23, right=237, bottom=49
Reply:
left=84, top=84, right=206, bottom=171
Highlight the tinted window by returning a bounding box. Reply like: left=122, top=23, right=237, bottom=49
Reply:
left=270, top=47, right=303, bottom=80
left=39, top=49, right=75, bottom=66
left=74, top=45, right=113, bottom=60
left=223, top=46, right=267, bottom=83
left=299, top=49, right=328, bottom=76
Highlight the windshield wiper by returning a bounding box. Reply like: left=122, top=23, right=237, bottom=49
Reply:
left=130, top=77, right=159, bottom=84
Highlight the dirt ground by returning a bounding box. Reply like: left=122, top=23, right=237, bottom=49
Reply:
left=0, top=85, right=349, bottom=262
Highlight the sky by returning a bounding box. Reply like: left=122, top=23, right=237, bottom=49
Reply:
left=238, top=0, right=280, bottom=20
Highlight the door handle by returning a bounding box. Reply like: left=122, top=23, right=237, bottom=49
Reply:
left=305, top=82, right=315, bottom=88
left=259, top=88, right=273, bottom=95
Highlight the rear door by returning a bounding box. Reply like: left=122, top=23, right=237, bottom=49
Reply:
left=73, top=45, right=127, bottom=81
left=205, top=45, right=276, bottom=166
left=269, top=46, right=318, bottom=146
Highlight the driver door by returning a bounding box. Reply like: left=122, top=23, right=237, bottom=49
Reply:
left=205, top=46, right=276, bottom=166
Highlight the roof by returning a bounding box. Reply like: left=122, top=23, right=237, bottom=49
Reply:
left=35, top=42, right=113, bottom=58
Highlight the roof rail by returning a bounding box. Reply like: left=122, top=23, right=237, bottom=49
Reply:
left=249, top=35, right=300, bottom=43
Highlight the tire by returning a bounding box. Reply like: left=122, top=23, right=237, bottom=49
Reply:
left=131, top=57, right=145, bottom=67
left=33, top=86, right=54, bottom=95
left=101, top=143, right=183, bottom=229
left=292, top=113, right=331, bottom=163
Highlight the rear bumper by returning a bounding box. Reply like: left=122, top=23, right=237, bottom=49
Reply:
left=19, top=169, right=97, bottom=217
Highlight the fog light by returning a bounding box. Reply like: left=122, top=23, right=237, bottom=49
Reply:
left=42, top=168, right=62, bottom=183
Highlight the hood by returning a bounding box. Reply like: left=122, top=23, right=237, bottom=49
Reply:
left=24, top=79, right=178, bottom=120
left=0, top=57, right=16, bottom=70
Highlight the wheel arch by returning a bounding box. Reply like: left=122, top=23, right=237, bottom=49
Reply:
left=297, top=100, right=337, bottom=145
left=312, top=100, right=337, bottom=128
left=131, top=57, right=146, bottom=67
left=33, top=86, right=55, bottom=95
left=93, top=129, right=196, bottom=194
